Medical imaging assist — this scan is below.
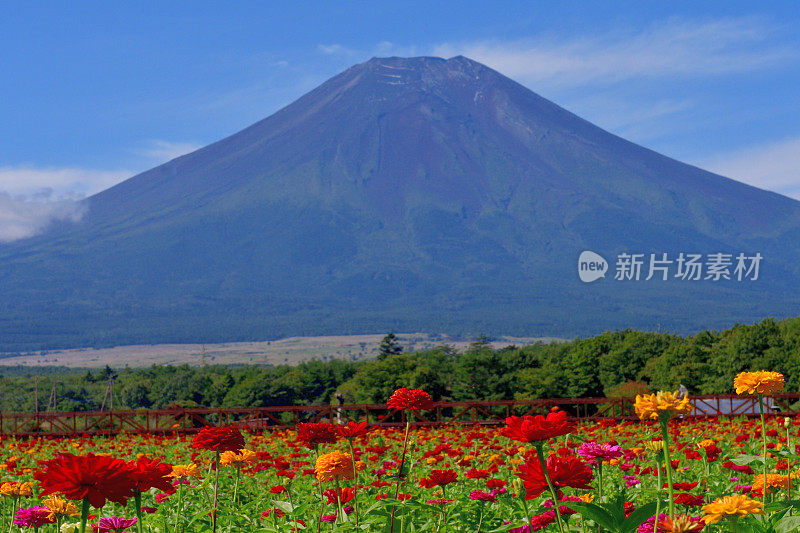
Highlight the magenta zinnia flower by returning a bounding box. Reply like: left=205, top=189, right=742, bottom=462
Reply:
left=93, top=516, right=138, bottom=532
left=469, top=490, right=498, bottom=502
left=13, top=506, right=55, bottom=528
left=576, top=441, right=622, bottom=465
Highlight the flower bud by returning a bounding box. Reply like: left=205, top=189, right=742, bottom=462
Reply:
left=511, top=477, right=525, bottom=496
left=644, top=440, right=664, bottom=452
left=785, top=417, right=792, bottom=428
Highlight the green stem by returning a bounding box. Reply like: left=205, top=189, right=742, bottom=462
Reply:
left=347, top=438, right=360, bottom=526
left=389, top=418, right=411, bottom=533
left=597, top=462, right=603, bottom=501
left=233, top=464, right=240, bottom=506
left=174, top=481, right=184, bottom=533
left=788, top=425, right=793, bottom=508
left=654, top=456, right=662, bottom=533
left=79, top=497, right=90, bottom=533
left=659, top=416, right=675, bottom=520
left=334, top=478, right=344, bottom=526
left=535, top=443, right=566, bottom=533
left=134, top=490, right=143, bottom=533
left=212, top=451, right=220, bottom=533
left=759, top=393, right=768, bottom=504
left=519, top=489, right=533, bottom=531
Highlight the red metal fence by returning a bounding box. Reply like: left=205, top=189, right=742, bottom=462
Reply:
left=1, top=394, right=799, bottom=437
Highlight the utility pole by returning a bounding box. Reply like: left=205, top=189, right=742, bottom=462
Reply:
left=34, top=376, right=38, bottom=414
left=101, top=376, right=115, bottom=411
left=47, top=382, right=59, bottom=412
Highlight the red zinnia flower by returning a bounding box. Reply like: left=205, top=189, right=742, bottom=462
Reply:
left=516, top=454, right=593, bottom=499
left=500, top=411, right=575, bottom=443
left=324, top=487, right=355, bottom=504
left=334, top=421, right=372, bottom=439
left=34, top=453, right=136, bottom=508
left=674, top=493, right=705, bottom=507
left=191, top=426, right=245, bottom=453
left=420, top=469, right=458, bottom=488
left=296, top=423, right=338, bottom=447
left=128, top=456, right=176, bottom=494
left=386, top=388, right=434, bottom=411
left=262, top=507, right=286, bottom=519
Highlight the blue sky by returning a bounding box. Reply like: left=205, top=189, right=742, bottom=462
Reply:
left=1, top=1, right=799, bottom=210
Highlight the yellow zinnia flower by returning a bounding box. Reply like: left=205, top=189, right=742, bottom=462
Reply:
left=169, top=463, right=200, bottom=478
left=315, top=451, right=355, bottom=482
left=734, top=371, right=785, bottom=395
left=0, top=481, right=33, bottom=498
left=701, top=494, right=765, bottom=524
left=43, top=495, right=80, bottom=519
left=219, top=449, right=256, bottom=466
left=635, top=391, right=691, bottom=421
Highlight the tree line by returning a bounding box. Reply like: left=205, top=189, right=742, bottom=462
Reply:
left=0, top=316, right=798, bottom=413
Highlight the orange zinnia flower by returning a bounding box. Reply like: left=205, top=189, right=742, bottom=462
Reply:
left=658, top=515, right=705, bottom=532
left=734, top=371, right=785, bottom=395
left=701, top=495, right=764, bottom=524
left=315, top=451, right=355, bottom=482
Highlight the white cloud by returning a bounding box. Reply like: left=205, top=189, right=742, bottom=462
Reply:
left=0, top=166, right=129, bottom=242
left=564, top=95, right=694, bottom=143
left=0, top=192, right=87, bottom=242
left=428, top=17, right=796, bottom=87
left=0, top=138, right=200, bottom=242
left=0, top=166, right=131, bottom=197
left=318, top=44, right=357, bottom=56
left=701, top=137, right=800, bottom=200
left=138, top=139, right=202, bottom=162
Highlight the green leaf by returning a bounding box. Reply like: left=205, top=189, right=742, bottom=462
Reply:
left=620, top=502, right=660, bottom=533
left=731, top=454, right=765, bottom=465
left=773, top=515, right=800, bottom=533
left=567, top=501, right=619, bottom=530
left=271, top=500, right=294, bottom=514
left=765, top=500, right=800, bottom=513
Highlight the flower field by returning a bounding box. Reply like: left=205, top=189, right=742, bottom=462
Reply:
left=1, top=374, right=799, bottom=532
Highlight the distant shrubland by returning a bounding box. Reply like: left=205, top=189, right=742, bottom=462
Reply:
left=1, top=317, right=799, bottom=412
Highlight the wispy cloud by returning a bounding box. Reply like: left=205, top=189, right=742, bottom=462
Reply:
left=701, top=136, right=800, bottom=200
left=0, top=138, right=200, bottom=242
left=137, top=139, right=203, bottom=162
left=0, top=166, right=129, bottom=242
left=0, top=166, right=131, bottom=197
left=317, top=44, right=358, bottom=56
left=0, top=192, right=87, bottom=242
left=429, top=17, right=797, bottom=87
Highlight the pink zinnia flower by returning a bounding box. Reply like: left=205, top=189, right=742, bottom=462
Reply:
left=427, top=498, right=456, bottom=505
left=13, top=507, right=55, bottom=528
left=469, top=490, right=498, bottom=502
left=576, top=442, right=622, bottom=465
left=93, top=516, right=138, bottom=532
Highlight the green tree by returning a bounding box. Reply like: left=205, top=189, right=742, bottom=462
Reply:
left=377, top=333, right=403, bottom=360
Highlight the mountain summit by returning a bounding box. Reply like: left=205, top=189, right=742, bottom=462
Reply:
left=2, top=56, right=799, bottom=350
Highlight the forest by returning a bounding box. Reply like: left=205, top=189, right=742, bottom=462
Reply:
left=0, top=316, right=798, bottom=413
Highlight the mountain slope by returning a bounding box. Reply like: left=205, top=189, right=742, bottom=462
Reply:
left=1, top=56, right=798, bottom=351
